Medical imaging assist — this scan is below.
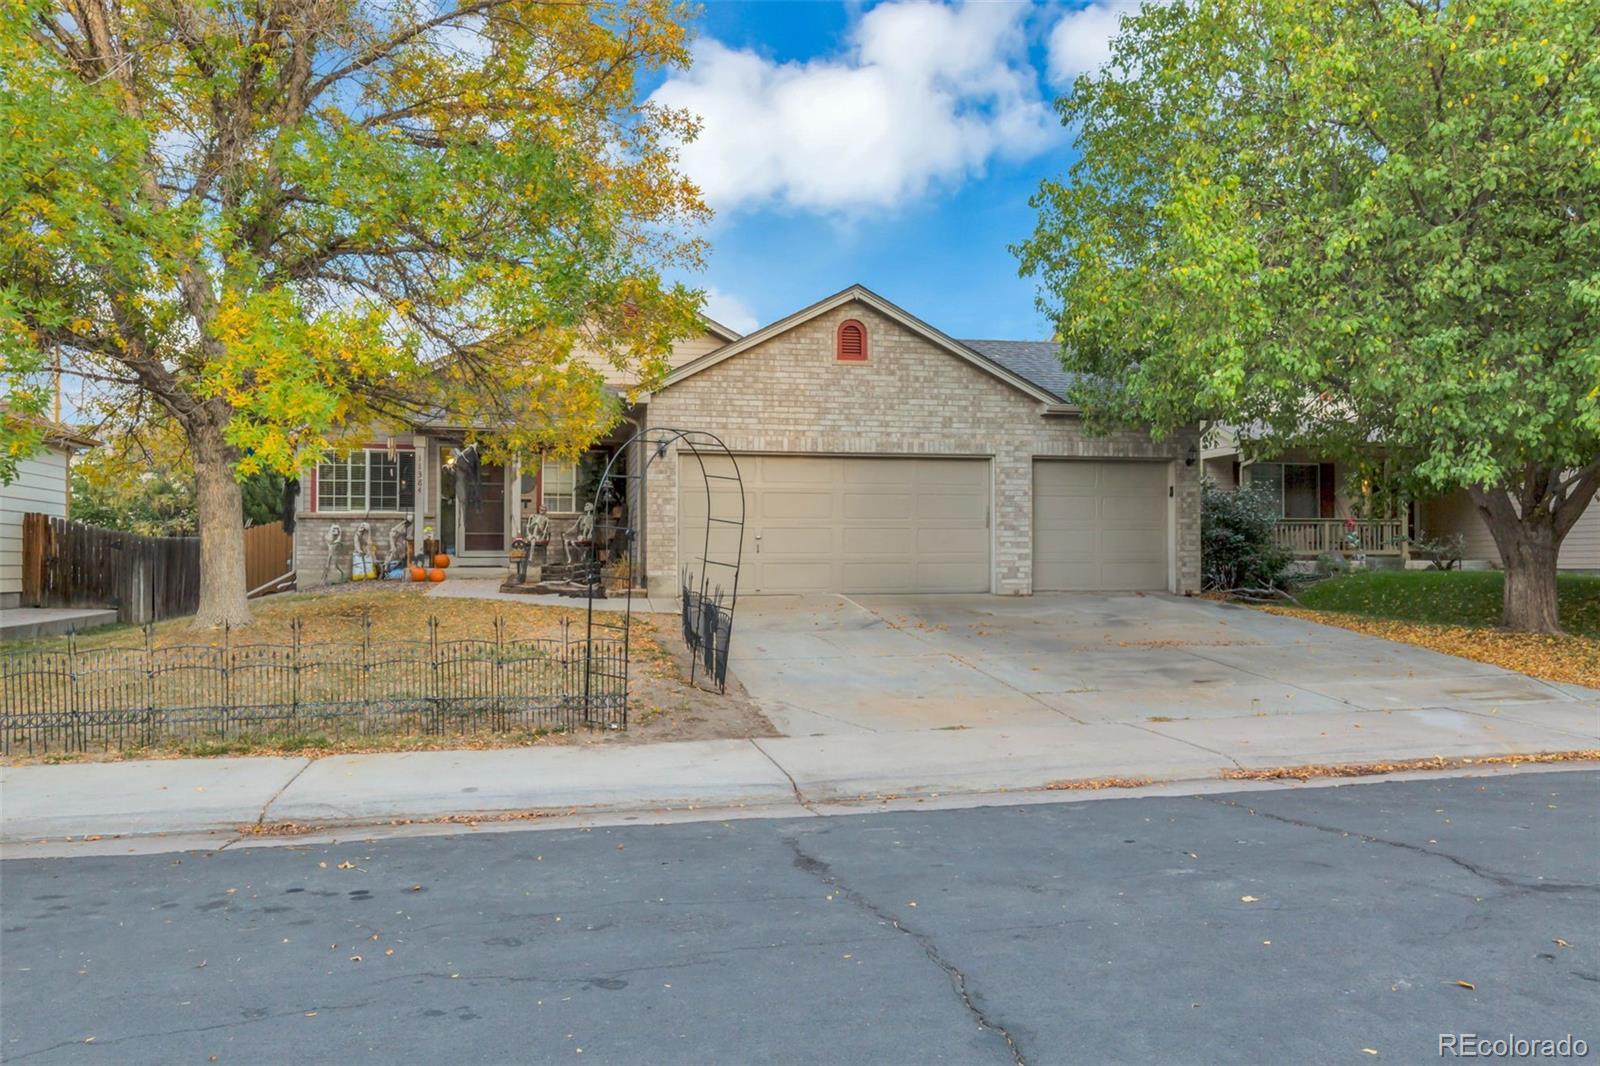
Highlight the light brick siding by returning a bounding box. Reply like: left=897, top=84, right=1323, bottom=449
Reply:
left=642, top=299, right=1202, bottom=595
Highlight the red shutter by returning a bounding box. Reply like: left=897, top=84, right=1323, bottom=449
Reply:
left=1319, top=463, right=1337, bottom=517
left=836, top=320, right=867, bottom=361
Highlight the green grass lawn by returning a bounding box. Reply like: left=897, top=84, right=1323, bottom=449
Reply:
left=1295, top=569, right=1600, bottom=638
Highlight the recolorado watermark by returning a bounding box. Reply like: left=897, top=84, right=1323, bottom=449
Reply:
left=1440, top=1034, right=1590, bottom=1058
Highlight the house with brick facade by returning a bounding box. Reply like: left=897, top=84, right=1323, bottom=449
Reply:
left=293, top=284, right=1203, bottom=595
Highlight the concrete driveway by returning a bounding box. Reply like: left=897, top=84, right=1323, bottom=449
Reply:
left=729, top=593, right=1598, bottom=735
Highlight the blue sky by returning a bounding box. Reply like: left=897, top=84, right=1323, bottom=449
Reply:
left=647, top=1, right=1131, bottom=341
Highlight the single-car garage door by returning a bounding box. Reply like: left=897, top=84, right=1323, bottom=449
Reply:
left=680, top=455, right=990, bottom=594
left=1033, top=460, right=1169, bottom=591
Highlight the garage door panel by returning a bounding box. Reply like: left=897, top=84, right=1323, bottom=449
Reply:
left=760, top=491, right=835, bottom=520
left=1037, top=464, right=1103, bottom=495
left=683, top=455, right=989, bottom=594
left=760, top=525, right=835, bottom=555
left=844, top=492, right=912, bottom=520
left=758, top=560, right=836, bottom=592
left=914, top=526, right=989, bottom=555
left=1034, top=460, right=1169, bottom=591
left=1101, top=496, right=1166, bottom=523
left=758, top=457, right=834, bottom=484
left=915, top=492, right=987, bottom=521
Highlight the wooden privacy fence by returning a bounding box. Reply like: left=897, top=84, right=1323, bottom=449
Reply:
left=245, top=521, right=294, bottom=593
left=21, top=515, right=294, bottom=624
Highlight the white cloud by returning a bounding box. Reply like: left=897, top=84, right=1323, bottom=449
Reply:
left=650, top=1, right=1058, bottom=214
left=700, top=286, right=760, bottom=335
left=1046, top=1, right=1143, bottom=87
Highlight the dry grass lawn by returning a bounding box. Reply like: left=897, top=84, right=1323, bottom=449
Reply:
left=1257, top=605, right=1600, bottom=689
left=4, top=585, right=774, bottom=761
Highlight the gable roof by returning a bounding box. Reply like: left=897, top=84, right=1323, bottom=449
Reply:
left=699, top=315, right=743, bottom=343
left=658, top=284, right=1066, bottom=408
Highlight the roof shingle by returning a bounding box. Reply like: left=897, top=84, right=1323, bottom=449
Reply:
left=958, top=339, right=1077, bottom=402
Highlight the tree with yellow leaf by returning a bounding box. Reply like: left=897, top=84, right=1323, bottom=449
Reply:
left=1, top=0, right=709, bottom=625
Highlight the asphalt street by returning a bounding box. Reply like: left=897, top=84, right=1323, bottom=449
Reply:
left=2, top=771, right=1596, bottom=1065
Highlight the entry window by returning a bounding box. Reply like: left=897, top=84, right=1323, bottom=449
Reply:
left=541, top=458, right=579, bottom=512
left=1247, top=462, right=1319, bottom=518
left=316, top=450, right=415, bottom=513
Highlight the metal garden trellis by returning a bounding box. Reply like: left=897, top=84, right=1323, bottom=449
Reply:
left=583, top=428, right=746, bottom=711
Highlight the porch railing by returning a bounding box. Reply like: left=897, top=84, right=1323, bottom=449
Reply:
left=1274, top=518, right=1406, bottom=557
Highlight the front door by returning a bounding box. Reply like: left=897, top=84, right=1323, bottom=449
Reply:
left=461, top=462, right=506, bottom=553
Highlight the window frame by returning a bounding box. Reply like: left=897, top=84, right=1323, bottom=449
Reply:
left=314, top=448, right=416, bottom=514
left=539, top=457, right=580, bottom=514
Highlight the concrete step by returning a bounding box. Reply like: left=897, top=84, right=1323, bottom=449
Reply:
left=1, top=607, right=120, bottom=641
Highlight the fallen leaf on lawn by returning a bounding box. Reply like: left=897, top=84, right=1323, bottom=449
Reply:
left=1455, top=980, right=1475, bottom=990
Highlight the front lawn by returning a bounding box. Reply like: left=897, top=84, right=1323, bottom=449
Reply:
left=1259, top=569, right=1600, bottom=689
left=1294, top=569, right=1600, bottom=638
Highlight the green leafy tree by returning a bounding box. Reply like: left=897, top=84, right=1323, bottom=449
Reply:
left=1017, top=0, right=1600, bottom=633
left=1, top=0, right=708, bottom=626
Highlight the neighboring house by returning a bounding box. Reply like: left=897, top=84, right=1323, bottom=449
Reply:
left=1202, top=430, right=1600, bottom=571
left=1, top=419, right=99, bottom=610
left=294, top=284, right=1203, bottom=596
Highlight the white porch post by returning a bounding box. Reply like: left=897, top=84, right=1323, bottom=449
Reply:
left=509, top=457, right=523, bottom=542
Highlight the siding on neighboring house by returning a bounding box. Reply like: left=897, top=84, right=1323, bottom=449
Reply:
left=643, top=297, right=1202, bottom=596
left=1421, top=487, right=1600, bottom=571
left=1, top=445, right=71, bottom=606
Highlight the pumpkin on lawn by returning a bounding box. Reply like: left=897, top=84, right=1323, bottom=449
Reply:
left=428, top=568, right=446, bottom=582
left=433, top=554, right=451, bottom=568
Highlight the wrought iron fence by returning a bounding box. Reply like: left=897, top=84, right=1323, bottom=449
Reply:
left=0, top=615, right=628, bottom=755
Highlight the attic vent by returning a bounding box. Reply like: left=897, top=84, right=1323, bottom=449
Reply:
left=836, top=319, right=867, bottom=362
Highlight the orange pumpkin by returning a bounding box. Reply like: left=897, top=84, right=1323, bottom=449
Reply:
left=428, top=568, right=446, bottom=582
left=433, top=554, right=451, bottom=568
left=409, top=566, right=427, bottom=582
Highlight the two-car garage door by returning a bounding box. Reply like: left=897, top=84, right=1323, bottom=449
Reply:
left=679, top=455, right=1170, bottom=595
left=680, top=455, right=990, bottom=594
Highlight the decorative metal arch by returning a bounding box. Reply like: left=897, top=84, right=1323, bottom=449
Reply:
left=582, top=428, right=746, bottom=724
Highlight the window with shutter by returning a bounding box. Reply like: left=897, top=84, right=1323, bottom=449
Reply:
left=836, top=320, right=867, bottom=362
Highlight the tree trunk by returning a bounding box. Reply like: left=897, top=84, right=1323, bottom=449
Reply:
left=1469, top=485, right=1563, bottom=635
left=191, top=419, right=252, bottom=628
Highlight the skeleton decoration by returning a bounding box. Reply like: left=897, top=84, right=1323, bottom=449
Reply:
left=321, top=524, right=344, bottom=584
left=351, top=522, right=376, bottom=581
left=564, top=502, right=596, bottom=563
left=382, top=516, right=412, bottom=577
left=525, top=510, right=552, bottom=545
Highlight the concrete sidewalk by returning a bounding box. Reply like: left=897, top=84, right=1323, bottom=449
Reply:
left=4, top=698, right=1596, bottom=846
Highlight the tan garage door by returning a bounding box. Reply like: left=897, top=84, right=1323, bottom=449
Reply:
left=1033, top=460, right=1170, bottom=591
left=679, top=455, right=990, bottom=594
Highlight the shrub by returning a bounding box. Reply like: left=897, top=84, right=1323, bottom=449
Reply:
left=1201, top=480, right=1292, bottom=591
left=1402, top=533, right=1466, bottom=571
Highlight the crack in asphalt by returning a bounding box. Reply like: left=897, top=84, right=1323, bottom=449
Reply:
left=783, top=834, right=1026, bottom=1066
left=1202, top=795, right=1600, bottom=896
